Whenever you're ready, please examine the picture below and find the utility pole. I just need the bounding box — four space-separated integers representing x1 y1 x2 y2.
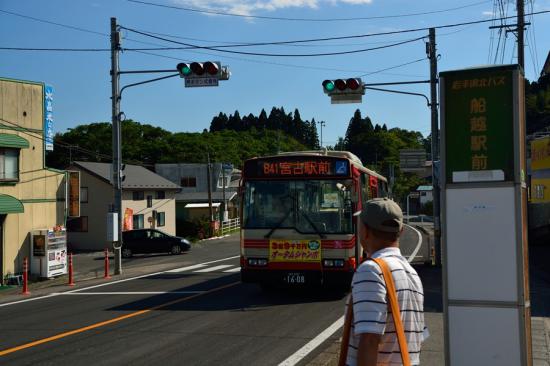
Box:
428 28 442 267
110 17 122 275
517 0 525 70
206 152 214 232
317 121 326 148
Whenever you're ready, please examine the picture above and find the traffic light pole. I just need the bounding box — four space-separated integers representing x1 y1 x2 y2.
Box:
110 17 122 275
428 28 442 267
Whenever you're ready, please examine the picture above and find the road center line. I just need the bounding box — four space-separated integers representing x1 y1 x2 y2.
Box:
0 281 240 357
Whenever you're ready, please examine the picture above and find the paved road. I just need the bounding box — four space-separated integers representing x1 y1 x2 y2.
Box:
0 227 427 366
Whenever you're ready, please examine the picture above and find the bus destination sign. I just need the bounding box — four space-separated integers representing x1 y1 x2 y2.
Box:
245 157 350 178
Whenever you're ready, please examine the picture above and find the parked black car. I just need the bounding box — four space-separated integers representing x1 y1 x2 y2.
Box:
121 229 191 258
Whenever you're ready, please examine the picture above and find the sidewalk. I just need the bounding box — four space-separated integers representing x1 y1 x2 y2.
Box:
308 223 550 365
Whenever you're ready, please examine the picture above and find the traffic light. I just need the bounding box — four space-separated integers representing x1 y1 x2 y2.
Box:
177 62 221 78
322 78 365 104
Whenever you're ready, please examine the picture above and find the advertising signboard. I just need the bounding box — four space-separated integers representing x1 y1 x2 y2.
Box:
44 84 54 151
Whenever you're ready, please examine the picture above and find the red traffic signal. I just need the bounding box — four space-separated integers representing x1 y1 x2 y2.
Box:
204 61 219 75
346 78 360 90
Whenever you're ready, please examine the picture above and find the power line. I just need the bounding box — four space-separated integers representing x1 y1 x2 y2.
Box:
122 27 426 57
132 49 425 78
127 0 492 22
0 9 107 36
122 10 550 50
0 47 111 52
356 58 425 78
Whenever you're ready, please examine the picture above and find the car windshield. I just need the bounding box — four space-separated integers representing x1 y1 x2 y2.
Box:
243 180 353 234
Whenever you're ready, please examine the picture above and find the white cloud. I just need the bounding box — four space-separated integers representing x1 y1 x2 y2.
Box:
482 10 495 17
174 0 371 16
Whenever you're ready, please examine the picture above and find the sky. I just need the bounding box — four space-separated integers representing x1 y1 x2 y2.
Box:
1 0 550 148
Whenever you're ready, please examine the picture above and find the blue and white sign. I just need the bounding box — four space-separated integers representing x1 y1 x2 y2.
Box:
335 160 348 175
44 85 54 151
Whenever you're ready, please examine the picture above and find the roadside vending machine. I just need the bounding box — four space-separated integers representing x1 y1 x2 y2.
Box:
30 228 68 278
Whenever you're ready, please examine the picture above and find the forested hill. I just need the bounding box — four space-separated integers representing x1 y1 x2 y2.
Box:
46 121 308 170
46 107 430 202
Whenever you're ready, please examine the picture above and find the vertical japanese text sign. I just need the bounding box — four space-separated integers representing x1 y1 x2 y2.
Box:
442 66 517 183
68 171 80 218
44 84 54 151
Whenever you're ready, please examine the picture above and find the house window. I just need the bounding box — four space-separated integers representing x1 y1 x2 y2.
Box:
181 177 197 187
133 214 144 229
147 195 153 208
217 174 230 188
0 148 19 181
133 191 144 200
67 217 88 232
156 211 166 227
81 187 88 203
156 190 165 199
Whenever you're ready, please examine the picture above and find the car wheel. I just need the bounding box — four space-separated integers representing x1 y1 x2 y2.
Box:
122 248 132 258
170 244 182 255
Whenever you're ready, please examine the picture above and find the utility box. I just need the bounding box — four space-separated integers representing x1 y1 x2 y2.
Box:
30 228 68 278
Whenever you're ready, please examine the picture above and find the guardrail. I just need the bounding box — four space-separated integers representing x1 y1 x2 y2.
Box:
221 217 240 236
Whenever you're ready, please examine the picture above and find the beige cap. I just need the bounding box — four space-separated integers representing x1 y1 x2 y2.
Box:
360 198 403 233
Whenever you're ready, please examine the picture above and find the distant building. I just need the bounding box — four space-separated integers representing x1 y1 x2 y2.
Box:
0 77 66 282
417 185 433 206
155 163 240 228
67 161 180 251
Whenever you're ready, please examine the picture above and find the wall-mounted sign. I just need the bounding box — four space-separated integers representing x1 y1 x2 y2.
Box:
68 171 80 217
441 66 516 183
44 84 54 151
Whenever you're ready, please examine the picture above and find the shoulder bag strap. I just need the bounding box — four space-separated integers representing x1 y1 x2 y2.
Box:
372 257 411 366
337 295 354 366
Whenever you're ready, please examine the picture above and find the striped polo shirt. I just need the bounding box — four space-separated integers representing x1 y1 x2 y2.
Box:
345 247 424 366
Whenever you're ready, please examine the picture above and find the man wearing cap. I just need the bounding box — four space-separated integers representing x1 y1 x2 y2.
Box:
346 198 425 366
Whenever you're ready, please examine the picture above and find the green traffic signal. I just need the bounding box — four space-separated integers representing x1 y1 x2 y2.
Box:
176 63 192 77
322 80 335 92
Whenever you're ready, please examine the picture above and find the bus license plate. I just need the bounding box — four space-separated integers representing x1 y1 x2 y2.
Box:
285 273 305 284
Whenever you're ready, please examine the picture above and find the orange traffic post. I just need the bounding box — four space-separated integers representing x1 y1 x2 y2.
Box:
21 257 30 295
104 248 111 279
68 253 75 286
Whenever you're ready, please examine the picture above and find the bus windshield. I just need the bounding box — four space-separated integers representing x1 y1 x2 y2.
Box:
243 180 354 234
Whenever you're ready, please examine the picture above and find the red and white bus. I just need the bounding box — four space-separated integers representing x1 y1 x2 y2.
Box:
240 150 388 287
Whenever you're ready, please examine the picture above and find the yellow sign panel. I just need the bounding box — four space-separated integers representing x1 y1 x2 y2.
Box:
531 137 550 171
531 178 550 203
269 239 321 262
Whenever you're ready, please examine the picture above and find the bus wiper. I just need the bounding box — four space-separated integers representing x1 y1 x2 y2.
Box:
264 210 293 239
300 212 326 239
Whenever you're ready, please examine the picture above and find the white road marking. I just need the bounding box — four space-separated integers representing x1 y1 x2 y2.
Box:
404 224 423 263
165 264 207 273
0 255 240 308
194 265 234 273
54 291 205 295
278 315 345 366
223 267 241 273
